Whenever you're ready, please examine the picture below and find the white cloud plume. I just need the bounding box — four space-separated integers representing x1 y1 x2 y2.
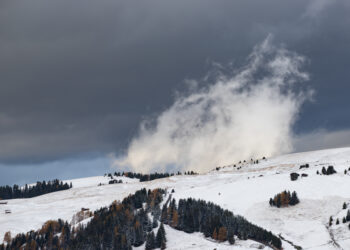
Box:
114 36 312 173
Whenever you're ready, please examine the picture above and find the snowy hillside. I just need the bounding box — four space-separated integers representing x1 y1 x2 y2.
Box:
2 147 350 249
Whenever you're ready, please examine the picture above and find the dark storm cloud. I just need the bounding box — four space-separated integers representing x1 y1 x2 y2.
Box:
0 0 349 164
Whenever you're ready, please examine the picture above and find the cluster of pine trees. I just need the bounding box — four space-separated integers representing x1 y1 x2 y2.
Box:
290 172 308 181
290 172 299 181
329 203 350 227
108 171 197 182
269 190 299 208
109 179 123 185
145 223 166 250
69 188 165 249
344 167 350 175
321 166 337 175
1 188 165 250
0 179 72 200
161 197 282 249
299 164 309 169
1 219 70 250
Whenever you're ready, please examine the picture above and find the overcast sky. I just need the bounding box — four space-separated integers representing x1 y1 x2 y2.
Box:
1 0 350 185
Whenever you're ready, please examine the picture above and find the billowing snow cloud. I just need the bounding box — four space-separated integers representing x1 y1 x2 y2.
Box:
114 36 312 173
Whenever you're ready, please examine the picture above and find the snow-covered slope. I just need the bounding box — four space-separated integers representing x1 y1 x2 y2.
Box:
2 147 350 249
134 225 268 250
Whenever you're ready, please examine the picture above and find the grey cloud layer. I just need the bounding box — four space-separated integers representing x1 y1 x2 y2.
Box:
0 0 349 164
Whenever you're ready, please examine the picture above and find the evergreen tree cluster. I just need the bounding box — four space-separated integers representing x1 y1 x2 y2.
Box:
0 179 72 200
299 164 309 169
341 208 350 225
1 219 70 250
145 223 166 250
269 190 299 208
290 172 308 181
0 188 165 250
160 198 282 249
329 208 350 227
321 166 337 175
329 216 333 226
139 173 173 182
109 179 123 185
290 172 299 181
108 171 198 183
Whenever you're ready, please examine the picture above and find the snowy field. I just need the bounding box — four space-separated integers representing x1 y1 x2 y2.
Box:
1 147 350 249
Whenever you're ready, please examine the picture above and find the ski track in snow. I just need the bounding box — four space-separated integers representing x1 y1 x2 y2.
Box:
1 147 350 249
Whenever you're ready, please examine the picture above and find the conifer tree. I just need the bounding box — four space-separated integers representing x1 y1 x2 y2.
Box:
160 239 166 250
271 237 282 249
346 210 350 221
290 191 300 206
227 229 235 245
145 232 155 250
156 223 166 249
276 195 281 208
326 166 336 175
161 205 168 224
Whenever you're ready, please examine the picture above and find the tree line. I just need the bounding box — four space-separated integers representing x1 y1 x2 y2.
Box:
0 179 72 200
108 171 198 182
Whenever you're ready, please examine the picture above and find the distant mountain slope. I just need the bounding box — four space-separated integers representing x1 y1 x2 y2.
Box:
1 147 350 249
